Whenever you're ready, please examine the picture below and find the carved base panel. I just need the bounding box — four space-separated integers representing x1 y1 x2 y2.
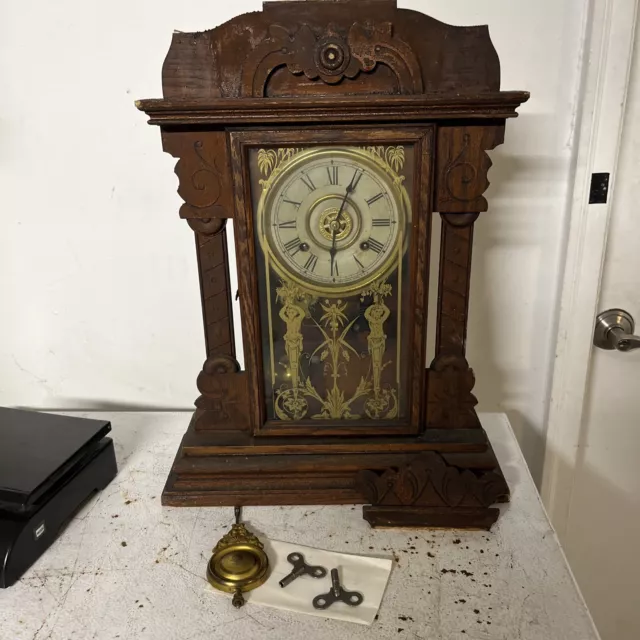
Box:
161 414 508 530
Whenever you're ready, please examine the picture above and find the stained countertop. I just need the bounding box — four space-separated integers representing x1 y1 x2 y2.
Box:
0 412 598 640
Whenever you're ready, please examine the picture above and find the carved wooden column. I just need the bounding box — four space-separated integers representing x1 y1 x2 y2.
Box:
161 130 250 432
426 125 505 429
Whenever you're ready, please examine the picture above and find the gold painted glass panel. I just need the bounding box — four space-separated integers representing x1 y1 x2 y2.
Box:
249 143 415 425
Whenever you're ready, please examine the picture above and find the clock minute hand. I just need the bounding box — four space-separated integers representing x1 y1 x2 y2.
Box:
330 171 361 276
334 171 360 224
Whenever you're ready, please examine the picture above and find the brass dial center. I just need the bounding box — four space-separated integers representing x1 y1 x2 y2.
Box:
318 206 353 241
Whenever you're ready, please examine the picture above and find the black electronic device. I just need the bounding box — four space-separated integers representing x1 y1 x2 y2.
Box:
0 408 117 588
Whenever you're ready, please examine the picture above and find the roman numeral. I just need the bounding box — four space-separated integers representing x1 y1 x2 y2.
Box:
372 218 391 226
327 165 339 186
368 238 385 253
283 237 301 254
331 260 339 277
303 253 318 272
283 198 301 208
278 220 296 229
366 192 384 206
300 173 316 192
354 255 365 271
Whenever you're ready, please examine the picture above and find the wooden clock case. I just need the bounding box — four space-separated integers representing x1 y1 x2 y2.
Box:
137 0 529 529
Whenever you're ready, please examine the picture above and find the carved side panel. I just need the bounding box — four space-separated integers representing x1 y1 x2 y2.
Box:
426 124 505 430
356 451 508 508
161 130 242 431
435 125 505 213
161 130 235 219
242 21 423 97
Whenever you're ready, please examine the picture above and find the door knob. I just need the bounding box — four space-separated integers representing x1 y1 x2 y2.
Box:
593 309 640 352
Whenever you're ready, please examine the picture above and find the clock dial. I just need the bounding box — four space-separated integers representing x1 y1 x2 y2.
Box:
258 147 409 295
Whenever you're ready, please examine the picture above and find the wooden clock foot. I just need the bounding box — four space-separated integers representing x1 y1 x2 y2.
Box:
355 450 508 530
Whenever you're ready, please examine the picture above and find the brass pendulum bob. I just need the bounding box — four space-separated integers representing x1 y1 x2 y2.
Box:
206 506 270 608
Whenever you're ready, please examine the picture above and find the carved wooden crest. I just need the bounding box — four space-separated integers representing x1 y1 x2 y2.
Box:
243 20 423 96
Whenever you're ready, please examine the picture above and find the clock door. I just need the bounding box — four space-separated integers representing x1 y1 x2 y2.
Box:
231 128 434 436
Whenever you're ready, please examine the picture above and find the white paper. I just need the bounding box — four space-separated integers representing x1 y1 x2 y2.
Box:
207 539 393 625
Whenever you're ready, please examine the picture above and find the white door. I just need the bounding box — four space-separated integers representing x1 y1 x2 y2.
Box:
558 24 640 640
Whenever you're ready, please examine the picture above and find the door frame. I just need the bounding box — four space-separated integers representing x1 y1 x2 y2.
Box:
541 0 639 536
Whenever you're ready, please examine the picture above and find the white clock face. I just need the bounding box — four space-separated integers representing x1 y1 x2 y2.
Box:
258 147 408 295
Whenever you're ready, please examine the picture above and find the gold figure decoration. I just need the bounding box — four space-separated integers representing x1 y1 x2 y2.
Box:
207 507 270 608
304 300 371 419
272 274 398 421
274 280 310 421
361 280 398 419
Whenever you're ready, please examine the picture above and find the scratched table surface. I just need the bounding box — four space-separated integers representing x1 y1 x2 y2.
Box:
0 412 598 640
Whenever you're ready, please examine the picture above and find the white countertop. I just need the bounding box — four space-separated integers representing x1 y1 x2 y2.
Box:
0 412 598 640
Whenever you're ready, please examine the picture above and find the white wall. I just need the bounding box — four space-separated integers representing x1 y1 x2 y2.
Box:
0 0 587 480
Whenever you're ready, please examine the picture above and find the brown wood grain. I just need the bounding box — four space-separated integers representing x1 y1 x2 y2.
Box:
194 226 235 360
409 127 435 430
425 212 482 429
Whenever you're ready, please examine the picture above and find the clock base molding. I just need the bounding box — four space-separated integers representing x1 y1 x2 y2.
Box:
161 414 508 530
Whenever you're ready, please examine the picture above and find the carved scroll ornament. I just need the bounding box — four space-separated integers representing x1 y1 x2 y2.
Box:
161 131 235 220
435 126 505 213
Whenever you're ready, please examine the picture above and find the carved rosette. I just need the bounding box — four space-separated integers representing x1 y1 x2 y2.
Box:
356 452 508 509
243 21 423 96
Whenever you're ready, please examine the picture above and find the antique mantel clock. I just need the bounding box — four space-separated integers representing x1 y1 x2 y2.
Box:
137 0 528 529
